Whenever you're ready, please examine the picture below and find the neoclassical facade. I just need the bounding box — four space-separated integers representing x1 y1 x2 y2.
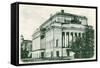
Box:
32 10 88 59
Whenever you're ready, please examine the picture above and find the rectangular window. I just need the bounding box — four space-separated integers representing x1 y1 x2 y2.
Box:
56 39 59 47
56 51 59 57
41 52 44 58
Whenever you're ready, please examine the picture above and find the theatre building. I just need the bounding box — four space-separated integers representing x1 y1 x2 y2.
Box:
32 10 89 59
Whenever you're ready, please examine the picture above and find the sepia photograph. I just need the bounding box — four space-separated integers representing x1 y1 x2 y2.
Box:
15 2 97 65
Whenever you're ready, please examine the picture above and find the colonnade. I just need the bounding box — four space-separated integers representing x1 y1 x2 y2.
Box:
62 32 84 48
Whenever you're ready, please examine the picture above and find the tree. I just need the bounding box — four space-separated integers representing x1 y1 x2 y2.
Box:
83 26 94 58
71 37 84 58
71 26 94 58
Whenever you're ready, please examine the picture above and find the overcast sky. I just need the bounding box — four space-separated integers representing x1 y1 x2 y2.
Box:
19 4 96 40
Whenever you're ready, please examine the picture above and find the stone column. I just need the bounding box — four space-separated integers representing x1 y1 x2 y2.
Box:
63 32 65 47
73 32 75 42
62 32 63 48
69 32 73 47
71 32 73 45
67 32 69 48
66 32 70 56
65 32 67 47
66 32 68 47
69 32 71 47
81 33 82 38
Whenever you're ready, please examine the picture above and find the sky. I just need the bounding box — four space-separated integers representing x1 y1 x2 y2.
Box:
19 4 96 40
